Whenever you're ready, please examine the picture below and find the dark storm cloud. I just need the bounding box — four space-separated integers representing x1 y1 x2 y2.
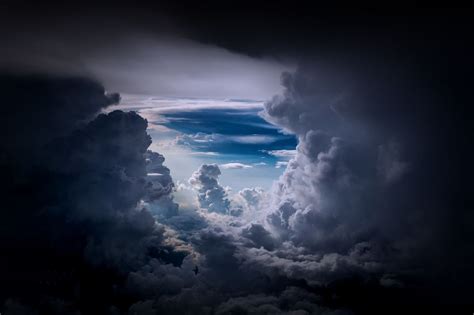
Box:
0 2 472 314
0 1 289 99
0 74 180 313
0 73 308 314
0 75 352 315
259 51 474 308
215 286 352 315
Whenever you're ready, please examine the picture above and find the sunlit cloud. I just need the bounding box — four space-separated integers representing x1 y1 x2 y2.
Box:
220 163 253 170
262 149 297 159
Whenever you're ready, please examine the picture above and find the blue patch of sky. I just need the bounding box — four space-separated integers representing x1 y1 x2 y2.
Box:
156 108 296 156
115 97 297 191
151 108 296 191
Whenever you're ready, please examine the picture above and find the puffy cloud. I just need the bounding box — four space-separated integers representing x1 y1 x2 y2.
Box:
0 74 119 161
239 187 266 208
260 61 474 305
2 53 471 313
145 151 179 218
0 74 182 313
241 224 276 251
188 164 232 214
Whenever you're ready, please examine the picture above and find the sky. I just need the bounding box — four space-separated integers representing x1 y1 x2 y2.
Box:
114 96 297 191
0 1 473 315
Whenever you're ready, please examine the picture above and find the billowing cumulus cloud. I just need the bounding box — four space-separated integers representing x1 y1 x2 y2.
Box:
215 286 352 315
188 164 232 214
145 150 179 218
1 53 471 315
258 60 474 306
1 2 472 314
0 74 182 313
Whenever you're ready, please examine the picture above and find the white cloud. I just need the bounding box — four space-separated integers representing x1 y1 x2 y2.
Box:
263 149 297 159
190 151 220 156
173 133 281 148
228 135 279 144
275 161 289 168
116 96 264 114
220 163 253 170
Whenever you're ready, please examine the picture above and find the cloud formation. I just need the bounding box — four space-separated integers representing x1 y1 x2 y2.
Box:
188 164 232 214
258 59 474 307
0 74 181 313
219 163 253 170
1 50 471 314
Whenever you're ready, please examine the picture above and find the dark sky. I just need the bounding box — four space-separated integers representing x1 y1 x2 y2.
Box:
0 1 473 315
2 1 471 58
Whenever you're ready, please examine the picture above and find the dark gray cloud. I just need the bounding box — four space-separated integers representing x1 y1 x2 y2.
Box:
259 57 474 308
0 74 182 313
215 286 352 315
0 3 472 311
0 74 343 315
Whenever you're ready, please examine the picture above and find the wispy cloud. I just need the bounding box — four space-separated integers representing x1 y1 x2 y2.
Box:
175 133 280 147
190 151 220 156
275 161 289 168
228 135 279 144
262 149 297 159
220 163 253 170
115 96 264 114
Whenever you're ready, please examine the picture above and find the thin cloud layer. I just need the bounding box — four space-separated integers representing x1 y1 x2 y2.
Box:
220 163 253 170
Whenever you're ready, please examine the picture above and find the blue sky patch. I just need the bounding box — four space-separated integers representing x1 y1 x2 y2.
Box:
118 97 297 190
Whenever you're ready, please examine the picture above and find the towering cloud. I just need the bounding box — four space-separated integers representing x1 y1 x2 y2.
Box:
259 59 474 306
0 74 180 313
188 164 232 214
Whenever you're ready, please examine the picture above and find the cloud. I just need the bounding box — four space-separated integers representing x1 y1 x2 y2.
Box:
188 164 232 214
175 133 279 147
259 60 474 305
1 8 292 100
220 162 253 170
145 151 179 218
190 151 220 156
216 286 352 315
241 224 276 251
376 140 409 184
118 96 264 113
2 48 471 313
0 74 182 313
263 149 297 159
275 161 289 168
228 135 279 144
